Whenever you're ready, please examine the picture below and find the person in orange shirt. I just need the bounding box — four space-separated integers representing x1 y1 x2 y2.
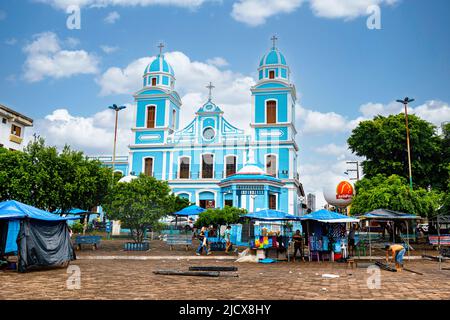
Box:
385 244 406 271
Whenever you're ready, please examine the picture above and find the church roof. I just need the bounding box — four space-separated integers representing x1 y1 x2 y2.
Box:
259 48 287 67
219 151 283 185
144 54 175 76
196 100 222 113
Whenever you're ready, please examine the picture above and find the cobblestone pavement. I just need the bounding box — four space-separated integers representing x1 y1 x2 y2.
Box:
1 259 449 300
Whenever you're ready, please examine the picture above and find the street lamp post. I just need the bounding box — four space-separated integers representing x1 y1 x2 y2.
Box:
396 97 415 191
108 104 127 177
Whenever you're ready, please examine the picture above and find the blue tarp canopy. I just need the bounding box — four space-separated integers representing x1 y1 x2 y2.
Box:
53 208 97 215
242 209 302 221
172 205 205 216
358 208 420 220
301 209 359 223
0 200 80 221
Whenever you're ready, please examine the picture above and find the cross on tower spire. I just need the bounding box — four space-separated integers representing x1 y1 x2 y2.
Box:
157 42 165 55
271 35 278 49
206 82 215 101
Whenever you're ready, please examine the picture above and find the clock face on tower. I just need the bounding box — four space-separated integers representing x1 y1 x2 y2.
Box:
202 127 215 140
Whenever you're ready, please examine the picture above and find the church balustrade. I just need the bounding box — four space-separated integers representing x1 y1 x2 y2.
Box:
173 171 224 180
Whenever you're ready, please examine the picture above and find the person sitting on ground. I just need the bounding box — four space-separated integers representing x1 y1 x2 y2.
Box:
292 230 304 262
385 243 406 271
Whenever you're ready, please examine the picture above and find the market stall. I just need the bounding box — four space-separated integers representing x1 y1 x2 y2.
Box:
356 208 422 260
171 205 204 229
240 209 302 261
0 200 79 272
301 209 359 262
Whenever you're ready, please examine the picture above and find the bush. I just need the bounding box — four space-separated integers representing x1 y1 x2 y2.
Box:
71 221 84 234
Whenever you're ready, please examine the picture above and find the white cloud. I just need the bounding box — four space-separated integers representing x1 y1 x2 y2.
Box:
5 38 18 45
297 104 350 134
104 11 120 24
97 51 255 130
100 45 119 54
23 32 99 82
314 143 352 160
65 37 80 48
296 99 450 136
231 0 304 27
97 57 150 96
358 100 450 128
35 0 208 10
309 0 398 19
29 106 134 155
231 0 398 26
206 57 229 67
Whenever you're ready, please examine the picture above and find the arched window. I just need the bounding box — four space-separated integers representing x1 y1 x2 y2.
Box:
225 155 237 177
266 101 276 124
269 70 275 79
151 77 157 86
146 106 156 128
144 158 153 177
179 157 190 179
201 154 214 179
266 154 277 177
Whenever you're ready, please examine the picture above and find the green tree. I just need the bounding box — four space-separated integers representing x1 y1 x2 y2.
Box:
0 138 112 213
350 174 442 218
195 206 247 229
347 114 445 190
103 174 179 242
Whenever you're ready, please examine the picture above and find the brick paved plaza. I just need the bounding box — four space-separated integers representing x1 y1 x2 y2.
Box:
1 253 450 300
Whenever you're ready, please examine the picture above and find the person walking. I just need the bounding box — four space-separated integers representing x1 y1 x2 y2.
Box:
292 230 304 262
224 226 232 253
348 224 357 257
196 227 211 256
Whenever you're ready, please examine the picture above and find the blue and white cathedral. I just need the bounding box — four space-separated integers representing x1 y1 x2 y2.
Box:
100 39 305 215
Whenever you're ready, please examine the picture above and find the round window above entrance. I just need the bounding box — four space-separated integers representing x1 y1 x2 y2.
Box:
203 127 215 140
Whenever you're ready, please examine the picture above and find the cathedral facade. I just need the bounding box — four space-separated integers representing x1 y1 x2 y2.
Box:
100 40 305 215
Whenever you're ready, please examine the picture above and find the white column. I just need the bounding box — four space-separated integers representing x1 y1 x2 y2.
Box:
168 151 173 180
162 151 167 180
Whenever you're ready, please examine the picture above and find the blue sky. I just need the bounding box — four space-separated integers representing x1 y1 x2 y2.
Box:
1 0 449 206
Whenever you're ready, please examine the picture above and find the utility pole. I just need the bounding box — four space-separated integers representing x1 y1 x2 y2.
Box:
108 104 127 178
345 161 360 181
396 97 415 191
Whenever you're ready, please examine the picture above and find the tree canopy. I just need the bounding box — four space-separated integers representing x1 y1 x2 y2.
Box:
103 174 185 242
195 206 247 228
347 114 447 190
0 138 111 213
350 174 442 218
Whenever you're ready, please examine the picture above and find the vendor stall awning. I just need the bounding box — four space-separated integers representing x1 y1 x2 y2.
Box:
53 208 97 215
242 209 302 221
358 208 421 220
301 209 359 223
172 205 205 216
0 200 80 221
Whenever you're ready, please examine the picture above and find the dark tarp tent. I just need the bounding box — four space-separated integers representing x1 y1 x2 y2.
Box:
0 200 79 272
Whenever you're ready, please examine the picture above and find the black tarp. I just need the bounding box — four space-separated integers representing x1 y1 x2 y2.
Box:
0 220 7 256
17 219 76 272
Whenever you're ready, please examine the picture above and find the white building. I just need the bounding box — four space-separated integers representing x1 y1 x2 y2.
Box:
0 104 33 151
307 193 316 212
